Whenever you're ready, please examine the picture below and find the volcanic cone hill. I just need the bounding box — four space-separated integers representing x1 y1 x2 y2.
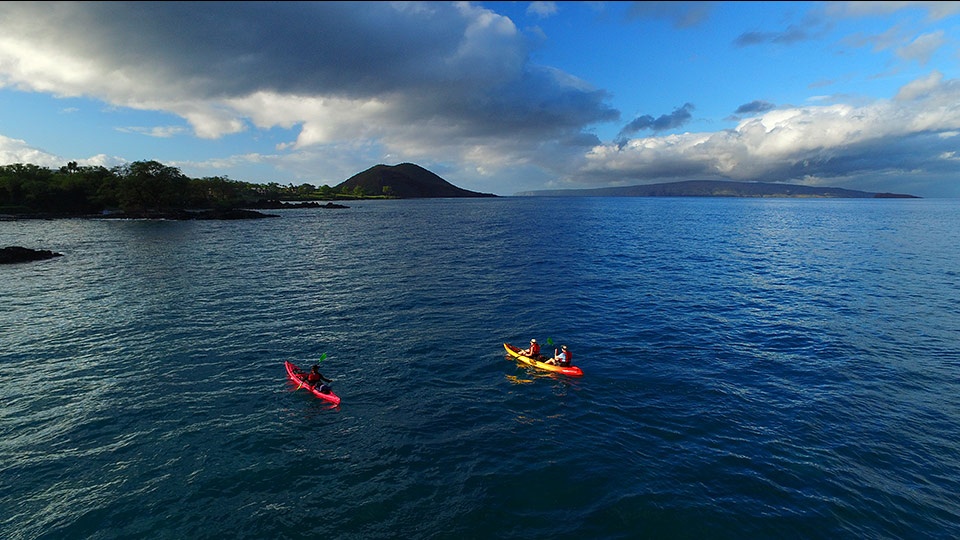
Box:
335 163 496 198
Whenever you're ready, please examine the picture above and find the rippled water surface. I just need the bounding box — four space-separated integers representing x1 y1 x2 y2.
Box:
3 197 959 539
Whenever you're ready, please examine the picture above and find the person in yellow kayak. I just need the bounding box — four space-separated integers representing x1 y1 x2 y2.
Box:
520 338 541 359
546 344 571 366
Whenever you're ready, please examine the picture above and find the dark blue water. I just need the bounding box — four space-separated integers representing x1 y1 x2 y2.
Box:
3 197 959 539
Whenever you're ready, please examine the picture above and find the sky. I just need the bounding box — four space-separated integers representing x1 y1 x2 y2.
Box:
2 1 960 197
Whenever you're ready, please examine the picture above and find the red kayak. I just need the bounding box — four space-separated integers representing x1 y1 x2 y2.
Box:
285 360 341 406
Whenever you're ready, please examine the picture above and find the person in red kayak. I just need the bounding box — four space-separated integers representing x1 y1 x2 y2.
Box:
546 344 571 366
307 364 333 394
520 338 541 359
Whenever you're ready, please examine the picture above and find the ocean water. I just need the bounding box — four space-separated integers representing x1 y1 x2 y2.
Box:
2 197 959 539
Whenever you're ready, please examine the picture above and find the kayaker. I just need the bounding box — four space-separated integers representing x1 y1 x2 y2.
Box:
546 345 571 366
521 339 541 359
307 364 333 394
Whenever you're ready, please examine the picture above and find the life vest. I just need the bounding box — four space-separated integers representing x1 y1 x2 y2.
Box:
307 371 322 383
559 350 571 365
530 343 541 356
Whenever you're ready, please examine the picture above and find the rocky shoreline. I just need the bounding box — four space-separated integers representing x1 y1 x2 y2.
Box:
0 201 351 221
244 200 350 210
1 246 64 264
1 201 353 263
1 208 279 221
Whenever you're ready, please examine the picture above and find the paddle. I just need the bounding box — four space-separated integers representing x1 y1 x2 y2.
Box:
528 338 551 360
295 353 328 391
536 337 553 361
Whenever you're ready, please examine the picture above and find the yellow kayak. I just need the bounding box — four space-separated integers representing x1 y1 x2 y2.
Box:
503 343 584 377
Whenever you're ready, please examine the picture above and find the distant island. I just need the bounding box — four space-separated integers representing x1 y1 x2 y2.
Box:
516 180 919 199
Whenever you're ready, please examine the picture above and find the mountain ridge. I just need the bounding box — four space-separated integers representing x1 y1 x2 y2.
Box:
515 180 919 198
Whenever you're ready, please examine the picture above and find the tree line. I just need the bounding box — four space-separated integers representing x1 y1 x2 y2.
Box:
0 160 371 216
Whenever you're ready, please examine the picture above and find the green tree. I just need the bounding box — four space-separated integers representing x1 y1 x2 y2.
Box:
114 160 190 212
191 176 252 208
2 164 55 209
